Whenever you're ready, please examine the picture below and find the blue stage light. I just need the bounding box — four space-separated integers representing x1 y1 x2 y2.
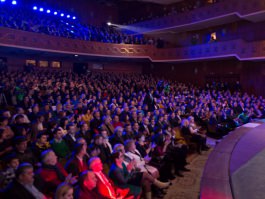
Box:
60 13 64 17
67 15 70 18
0 0 6 3
39 8 44 12
72 16 76 20
33 6 37 10
11 0 17 5
47 9 51 13
54 11 58 15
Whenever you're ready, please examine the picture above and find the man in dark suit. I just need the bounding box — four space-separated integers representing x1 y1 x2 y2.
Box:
4 163 45 199
76 122 92 144
63 123 77 151
143 89 155 112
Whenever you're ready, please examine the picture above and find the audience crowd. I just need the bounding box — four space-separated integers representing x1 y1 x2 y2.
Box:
0 5 151 45
0 69 264 199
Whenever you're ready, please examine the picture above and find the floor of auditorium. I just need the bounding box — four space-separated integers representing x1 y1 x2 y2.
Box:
163 138 216 199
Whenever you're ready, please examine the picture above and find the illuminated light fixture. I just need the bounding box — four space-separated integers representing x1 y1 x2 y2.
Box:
0 0 6 2
47 9 51 13
11 0 17 5
67 15 70 18
33 6 37 10
54 11 58 15
72 16 76 20
107 22 112 26
74 54 78 57
71 25 74 28
39 8 44 12
60 13 64 17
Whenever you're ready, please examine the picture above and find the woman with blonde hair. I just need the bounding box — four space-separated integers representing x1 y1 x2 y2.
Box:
55 182 74 199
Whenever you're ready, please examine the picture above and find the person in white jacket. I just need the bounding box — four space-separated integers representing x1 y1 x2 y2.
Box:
124 139 158 179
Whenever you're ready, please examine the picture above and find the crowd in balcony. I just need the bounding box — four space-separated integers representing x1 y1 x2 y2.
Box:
0 69 264 198
0 5 155 45
124 0 224 25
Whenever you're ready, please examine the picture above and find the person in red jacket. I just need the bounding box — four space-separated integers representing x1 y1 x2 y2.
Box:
35 150 77 198
88 157 133 199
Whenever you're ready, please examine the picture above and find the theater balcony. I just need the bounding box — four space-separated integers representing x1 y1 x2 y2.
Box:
0 27 265 62
128 0 265 34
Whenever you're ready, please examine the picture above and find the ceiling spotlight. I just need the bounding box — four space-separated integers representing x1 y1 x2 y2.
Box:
72 16 76 20
54 11 58 15
47 9 51 13
11 0 17 5
74 54 78 57
107 22 112 26
67 15 70 18
0 0 6 2
39 8 44 12
60 13 64 17
33 6 37 10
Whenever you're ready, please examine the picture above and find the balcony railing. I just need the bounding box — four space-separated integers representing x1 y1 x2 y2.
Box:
0 27 265 62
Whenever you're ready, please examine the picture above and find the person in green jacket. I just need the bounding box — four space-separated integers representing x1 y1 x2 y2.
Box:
50 127 70 160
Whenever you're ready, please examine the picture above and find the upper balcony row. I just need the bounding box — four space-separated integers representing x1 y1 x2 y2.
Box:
0 0 264 48
130 0 265 34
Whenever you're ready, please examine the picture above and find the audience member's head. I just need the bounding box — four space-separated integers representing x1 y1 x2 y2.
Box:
55 182 74 199
79 170 97 191
5 153 19 169
14 136 28 152
41 149 58 166
113 143 125 154
125 139 136 152
16 163 34 185
88 157 103 172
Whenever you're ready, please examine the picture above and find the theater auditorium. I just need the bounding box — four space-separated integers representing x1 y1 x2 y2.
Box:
0 0 264 198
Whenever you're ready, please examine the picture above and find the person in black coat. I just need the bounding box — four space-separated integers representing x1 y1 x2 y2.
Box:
143 89 155 112
109 126 125 147
63 123 77 151
4 163 45 199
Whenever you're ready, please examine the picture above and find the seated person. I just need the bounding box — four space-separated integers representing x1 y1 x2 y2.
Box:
50 127 70 161
4 163 46 199
125 140 158 178
0 154 19 189
238 110 251 125
113 144 170 199
65 143 89 177
181 119 208 154
109 151 142 198
55 182 74 199
0 128 13 160
109 126 125 147
12 136 38 166
32 131 51 161
135 133 153 158
35 150 76 198
75 170 105 199
88 157 132 199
